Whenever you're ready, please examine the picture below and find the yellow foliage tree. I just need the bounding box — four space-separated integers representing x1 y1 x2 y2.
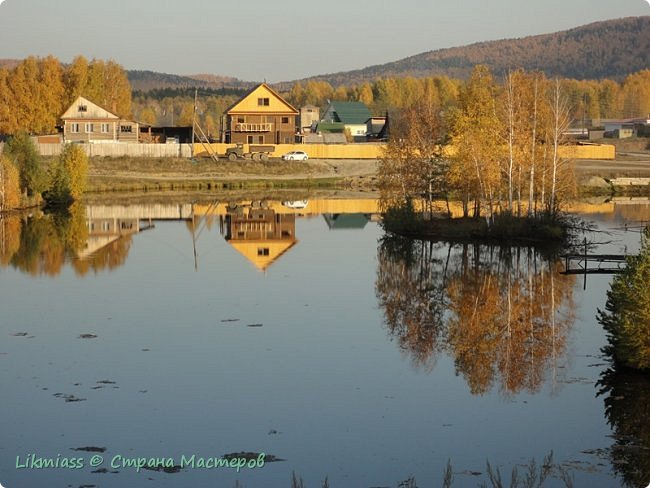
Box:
449 65 503 219
47 143 88 204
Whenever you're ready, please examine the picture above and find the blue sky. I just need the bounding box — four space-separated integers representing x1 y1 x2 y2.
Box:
0 0 648 82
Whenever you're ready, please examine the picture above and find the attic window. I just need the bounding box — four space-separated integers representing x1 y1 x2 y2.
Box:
78 104 87 112
257 98 270 106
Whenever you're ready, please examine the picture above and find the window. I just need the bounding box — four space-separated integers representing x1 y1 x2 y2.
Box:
120 125 132 133
102 221 111 232
247 135 254 143
257 248 270 256
237 117 245 123
101 123 110 133
281 117 289 124
85 123 93 133
78 104 87 112
258 135 264 143
257 98 269 106
70 123 80 133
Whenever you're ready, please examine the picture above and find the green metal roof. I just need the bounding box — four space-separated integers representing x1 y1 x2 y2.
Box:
327 101 372 125
316 122 345 133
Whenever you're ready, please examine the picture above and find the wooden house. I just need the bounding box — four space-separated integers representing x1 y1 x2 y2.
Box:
61 96 139 143
225 83 298 144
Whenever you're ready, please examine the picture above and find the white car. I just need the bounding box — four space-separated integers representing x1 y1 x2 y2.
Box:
282 151 308 161
282 200 308 209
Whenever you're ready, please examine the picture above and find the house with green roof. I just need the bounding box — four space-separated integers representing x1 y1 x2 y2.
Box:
319 101 372 142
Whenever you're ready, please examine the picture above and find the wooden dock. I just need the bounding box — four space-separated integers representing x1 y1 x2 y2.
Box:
561 253 627 275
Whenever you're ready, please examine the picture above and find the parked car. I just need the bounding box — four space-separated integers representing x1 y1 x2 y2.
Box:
282 150 308 161
282 200 308 209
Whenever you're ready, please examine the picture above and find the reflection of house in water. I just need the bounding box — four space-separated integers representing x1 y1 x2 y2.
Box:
221 207 297 271
323 213 370 230
79 216 150 260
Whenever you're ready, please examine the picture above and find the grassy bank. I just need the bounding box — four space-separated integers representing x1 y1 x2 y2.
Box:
76 156 371 193
87 176 344 193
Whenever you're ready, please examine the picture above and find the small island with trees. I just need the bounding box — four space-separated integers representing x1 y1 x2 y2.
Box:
378 65 585 246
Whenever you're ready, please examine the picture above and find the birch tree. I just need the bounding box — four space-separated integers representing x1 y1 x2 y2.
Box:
450 65 503 221
547 79 572 216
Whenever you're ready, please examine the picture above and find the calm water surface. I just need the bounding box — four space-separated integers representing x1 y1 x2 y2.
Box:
0 197 648 487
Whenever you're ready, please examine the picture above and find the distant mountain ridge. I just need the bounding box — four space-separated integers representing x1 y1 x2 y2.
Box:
127 70 254 92
2 17 648 93
301 16 650 86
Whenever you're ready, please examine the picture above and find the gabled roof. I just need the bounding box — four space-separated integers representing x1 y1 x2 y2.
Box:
61 96 119 120
325 101 372 125
229 240 297 271
226 83 298 115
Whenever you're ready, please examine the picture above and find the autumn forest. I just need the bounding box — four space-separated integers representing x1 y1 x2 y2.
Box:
0 55 649 140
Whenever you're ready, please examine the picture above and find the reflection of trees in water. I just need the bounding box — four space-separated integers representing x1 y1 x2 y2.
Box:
0 214 22 266
0 203 95 276
597 367 650 488
376 237 576 395
375 238 449 371
614 204 650 223
10 213 65 276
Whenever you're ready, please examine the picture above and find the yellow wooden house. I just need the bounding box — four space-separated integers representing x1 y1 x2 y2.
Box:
225 83 298 144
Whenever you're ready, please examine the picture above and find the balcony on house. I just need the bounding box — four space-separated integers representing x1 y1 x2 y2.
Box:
234 123 273 132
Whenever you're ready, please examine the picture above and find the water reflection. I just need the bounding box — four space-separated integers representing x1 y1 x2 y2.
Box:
0 204 151 276
323 213 371 230
220 205 297 271
597 367 650 487
376 236 576 395
1 198 382 276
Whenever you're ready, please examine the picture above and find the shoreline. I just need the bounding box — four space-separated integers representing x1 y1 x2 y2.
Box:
85 157 379 193
82 154 650 196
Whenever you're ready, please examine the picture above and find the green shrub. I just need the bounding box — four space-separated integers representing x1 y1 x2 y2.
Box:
3 132 47 196
45 143 88 206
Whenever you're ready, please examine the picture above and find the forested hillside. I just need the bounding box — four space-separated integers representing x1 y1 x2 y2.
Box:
304 17 650 86
127 70 251 92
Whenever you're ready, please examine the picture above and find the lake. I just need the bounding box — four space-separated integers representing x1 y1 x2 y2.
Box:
0 195 648 488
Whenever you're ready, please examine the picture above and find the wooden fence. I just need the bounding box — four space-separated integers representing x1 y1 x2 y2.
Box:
15 141 616 160
34 143 193 158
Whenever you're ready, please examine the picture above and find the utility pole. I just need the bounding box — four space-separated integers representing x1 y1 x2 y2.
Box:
191 89 197 159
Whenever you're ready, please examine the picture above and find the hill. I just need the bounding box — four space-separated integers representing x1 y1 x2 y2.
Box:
0 59 22 70
127 70 253 92
301 16 650 86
